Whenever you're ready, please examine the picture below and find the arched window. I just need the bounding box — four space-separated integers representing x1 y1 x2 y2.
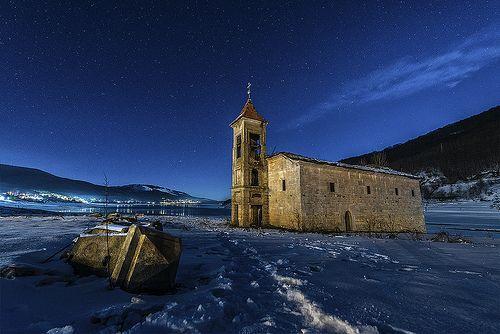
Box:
236 135 241 158
249 133 261 160
251 169 259 186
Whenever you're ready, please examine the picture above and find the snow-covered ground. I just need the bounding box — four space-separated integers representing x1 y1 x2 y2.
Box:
1 203 499 334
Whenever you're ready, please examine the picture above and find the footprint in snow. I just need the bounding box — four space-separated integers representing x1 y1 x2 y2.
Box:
308 265 323 272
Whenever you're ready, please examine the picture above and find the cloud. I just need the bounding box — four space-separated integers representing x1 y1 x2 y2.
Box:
287 25 500 129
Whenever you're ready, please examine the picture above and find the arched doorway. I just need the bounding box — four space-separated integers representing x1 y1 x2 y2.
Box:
251 205 263 227
345 211 353 232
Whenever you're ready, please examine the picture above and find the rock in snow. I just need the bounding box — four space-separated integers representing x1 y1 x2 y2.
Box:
69 224 182 293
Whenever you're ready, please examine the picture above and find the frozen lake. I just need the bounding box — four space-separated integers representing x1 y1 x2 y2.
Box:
0 201 231 218
424 201 500 238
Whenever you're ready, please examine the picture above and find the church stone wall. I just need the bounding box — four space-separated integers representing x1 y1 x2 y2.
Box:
297 161 425 233
267 156 303 230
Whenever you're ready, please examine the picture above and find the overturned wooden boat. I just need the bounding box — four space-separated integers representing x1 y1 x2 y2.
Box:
68 223 181 293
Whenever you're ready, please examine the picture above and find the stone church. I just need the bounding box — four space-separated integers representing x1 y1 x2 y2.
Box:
230 90 425 233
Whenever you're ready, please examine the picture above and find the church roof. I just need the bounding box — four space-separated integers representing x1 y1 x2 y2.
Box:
267 152 419 179
230 99 266 126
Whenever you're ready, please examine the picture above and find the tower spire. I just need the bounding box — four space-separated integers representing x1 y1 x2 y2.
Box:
247 82 251 100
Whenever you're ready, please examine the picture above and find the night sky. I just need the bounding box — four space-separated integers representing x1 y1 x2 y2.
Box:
1 1 499 200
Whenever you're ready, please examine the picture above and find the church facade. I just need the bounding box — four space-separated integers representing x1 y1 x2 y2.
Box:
230 95 425 233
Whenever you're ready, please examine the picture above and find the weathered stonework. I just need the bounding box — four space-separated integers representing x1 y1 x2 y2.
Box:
267 154 425 233
230 99 269 227
230 97 425 233
267 156 302 230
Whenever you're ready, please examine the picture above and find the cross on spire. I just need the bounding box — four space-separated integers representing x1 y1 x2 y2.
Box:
247 82 251 100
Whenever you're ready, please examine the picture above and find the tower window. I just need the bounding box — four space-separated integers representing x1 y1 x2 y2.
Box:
395 188 399 196
411 189 415 197
236 135 241 158
366 185 371 194
282 179 286 191
249 133 261 160
329 182 335 192
251 169 259 186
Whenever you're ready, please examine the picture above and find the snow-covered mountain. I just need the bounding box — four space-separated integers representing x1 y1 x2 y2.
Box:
419 169 500 204
0 164 214 204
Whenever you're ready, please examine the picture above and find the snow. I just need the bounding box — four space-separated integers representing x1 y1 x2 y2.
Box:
46 326 74 334
155 187 184 196
431 178 500 200
136 185 155 191
271 152 419 179
93 224 129 232
420 169 500 201
1 203 500 333
128 184 184 196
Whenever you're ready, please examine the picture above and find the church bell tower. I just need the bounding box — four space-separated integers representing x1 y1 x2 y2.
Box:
229 83 269 227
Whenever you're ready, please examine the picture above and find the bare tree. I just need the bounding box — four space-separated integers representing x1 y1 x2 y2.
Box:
370 152 388 167
103 173 113 289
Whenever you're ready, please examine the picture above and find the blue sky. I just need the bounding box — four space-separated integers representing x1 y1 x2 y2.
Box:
288 24 499 129
0 1 499 200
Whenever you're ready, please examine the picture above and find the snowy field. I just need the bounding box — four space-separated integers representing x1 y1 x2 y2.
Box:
1 202 499 334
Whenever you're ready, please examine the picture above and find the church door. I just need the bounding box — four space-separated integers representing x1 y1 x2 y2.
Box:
233 204 239 225
251 205 262 226
345 211 353 232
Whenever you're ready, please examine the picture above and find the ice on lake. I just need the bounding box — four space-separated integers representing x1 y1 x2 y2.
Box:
425 201 500 238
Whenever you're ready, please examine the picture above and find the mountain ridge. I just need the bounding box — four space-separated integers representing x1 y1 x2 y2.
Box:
0 163 213 204
341 105 500 182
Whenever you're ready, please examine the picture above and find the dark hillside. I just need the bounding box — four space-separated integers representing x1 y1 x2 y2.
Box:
342 106 500 181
